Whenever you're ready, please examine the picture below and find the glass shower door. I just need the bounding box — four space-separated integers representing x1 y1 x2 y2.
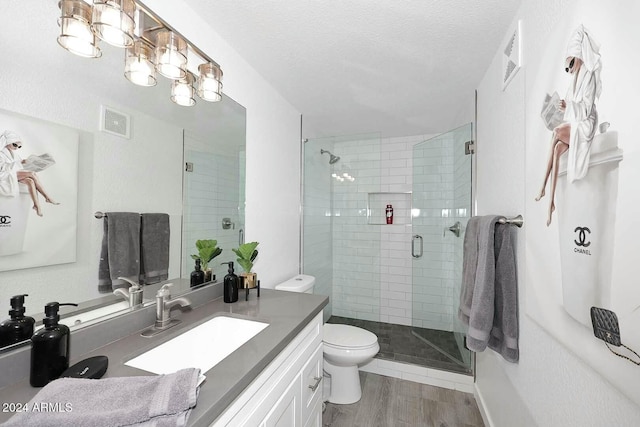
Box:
411 123 473 374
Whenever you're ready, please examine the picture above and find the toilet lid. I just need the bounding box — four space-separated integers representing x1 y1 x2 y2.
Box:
323 324 377 348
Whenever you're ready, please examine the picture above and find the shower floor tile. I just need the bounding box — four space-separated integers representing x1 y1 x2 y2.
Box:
327 316 472 375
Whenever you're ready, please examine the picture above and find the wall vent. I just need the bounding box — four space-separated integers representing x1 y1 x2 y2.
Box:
100 105 131 139
502 20 522 91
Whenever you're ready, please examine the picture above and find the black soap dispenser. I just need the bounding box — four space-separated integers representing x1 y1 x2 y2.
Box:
190 258 205 287
222 262 239 303
0 294 36 347
30 302 78 387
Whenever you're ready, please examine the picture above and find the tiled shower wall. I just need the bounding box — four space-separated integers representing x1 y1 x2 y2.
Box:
331 137 383 321
331 134 458 330
305 132 467 332
377 137 417 325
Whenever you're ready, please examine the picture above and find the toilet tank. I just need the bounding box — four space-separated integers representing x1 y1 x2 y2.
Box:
274 275 315 293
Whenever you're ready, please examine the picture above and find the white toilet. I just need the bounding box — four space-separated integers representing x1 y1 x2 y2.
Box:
275 275 380 405
322 323 379 404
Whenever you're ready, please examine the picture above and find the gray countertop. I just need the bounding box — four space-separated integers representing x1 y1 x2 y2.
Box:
0 289 328 426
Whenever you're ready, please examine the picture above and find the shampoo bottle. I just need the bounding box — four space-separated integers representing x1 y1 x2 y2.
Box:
190 258 205 287
30 302 78 387
222 262 239 303
386 204 394 224
0 294 35 348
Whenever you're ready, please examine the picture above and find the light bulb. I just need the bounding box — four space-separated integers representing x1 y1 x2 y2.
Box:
171 74 196 107
155 30 187 80
57 0 101 58
124 41 156 87
91 0 135 48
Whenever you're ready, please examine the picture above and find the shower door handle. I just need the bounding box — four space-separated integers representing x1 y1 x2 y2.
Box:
239 228 244 245
412 235 423 259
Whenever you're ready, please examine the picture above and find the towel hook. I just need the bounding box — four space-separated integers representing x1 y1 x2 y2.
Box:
445 221 461 237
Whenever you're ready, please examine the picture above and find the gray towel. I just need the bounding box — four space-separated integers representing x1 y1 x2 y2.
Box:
140 213 170 285
3 368 200 427
458 215 501 352
488 223 519 362
458 216 480 325
98 212 141 293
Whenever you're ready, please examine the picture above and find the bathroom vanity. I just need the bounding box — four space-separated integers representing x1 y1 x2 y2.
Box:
0 285 328 426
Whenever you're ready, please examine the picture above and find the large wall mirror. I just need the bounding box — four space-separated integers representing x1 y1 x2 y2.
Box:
0 0 246 349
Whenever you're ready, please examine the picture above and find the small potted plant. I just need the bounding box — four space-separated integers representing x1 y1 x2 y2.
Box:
232 241 259 289
191 239 223 282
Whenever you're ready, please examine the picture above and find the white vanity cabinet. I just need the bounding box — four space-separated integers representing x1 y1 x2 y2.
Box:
211 312 324 427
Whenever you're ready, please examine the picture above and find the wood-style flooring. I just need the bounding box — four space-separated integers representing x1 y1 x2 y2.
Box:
322 372 484 427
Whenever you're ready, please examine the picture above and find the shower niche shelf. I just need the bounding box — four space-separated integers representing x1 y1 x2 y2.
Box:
367 192 412 225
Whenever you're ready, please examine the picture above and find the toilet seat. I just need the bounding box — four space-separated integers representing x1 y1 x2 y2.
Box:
323 324 377 349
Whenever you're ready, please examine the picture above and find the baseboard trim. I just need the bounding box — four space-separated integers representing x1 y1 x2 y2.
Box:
359 358 474 393
474 383 494 427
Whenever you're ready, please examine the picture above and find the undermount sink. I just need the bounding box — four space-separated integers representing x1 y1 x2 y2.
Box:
125 315 269 376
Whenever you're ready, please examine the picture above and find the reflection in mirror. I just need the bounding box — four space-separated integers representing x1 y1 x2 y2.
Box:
182 132 246 281
0 0 246 350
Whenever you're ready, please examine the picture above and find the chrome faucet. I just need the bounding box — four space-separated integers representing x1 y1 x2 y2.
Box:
113 277 144 307
154 283 191 330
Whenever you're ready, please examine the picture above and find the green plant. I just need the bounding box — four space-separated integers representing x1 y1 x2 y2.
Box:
190 239 222 271
232 241 259 273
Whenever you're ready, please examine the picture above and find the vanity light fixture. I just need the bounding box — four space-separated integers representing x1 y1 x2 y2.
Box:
91 0 136 48
171 73 196 107
155 30 188 80
55 0 224 107
197 62 223 102
124 40 156 86
57 0 102 58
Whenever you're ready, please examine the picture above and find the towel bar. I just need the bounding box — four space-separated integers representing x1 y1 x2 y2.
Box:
497 215 524 228
95 211 144 219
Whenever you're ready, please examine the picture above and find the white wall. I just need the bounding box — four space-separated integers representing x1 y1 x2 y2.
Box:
474 0 640 425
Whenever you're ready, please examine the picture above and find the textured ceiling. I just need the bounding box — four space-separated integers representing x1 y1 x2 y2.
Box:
182 0 521 138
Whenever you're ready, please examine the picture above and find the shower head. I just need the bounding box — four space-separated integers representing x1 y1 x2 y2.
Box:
320 149 340 164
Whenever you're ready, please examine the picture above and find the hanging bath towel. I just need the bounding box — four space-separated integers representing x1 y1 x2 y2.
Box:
458 215 519 362
98 212 141 293
487 223 519 362
458 216 480 325
460 215 502 352
140 213 170 285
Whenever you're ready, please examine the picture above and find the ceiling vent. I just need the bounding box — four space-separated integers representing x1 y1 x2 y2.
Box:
502 20 522 90
99 105 131 139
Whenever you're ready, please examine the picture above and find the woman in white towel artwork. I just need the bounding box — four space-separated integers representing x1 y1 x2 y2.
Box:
0 130 59 217
535 24 602 226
